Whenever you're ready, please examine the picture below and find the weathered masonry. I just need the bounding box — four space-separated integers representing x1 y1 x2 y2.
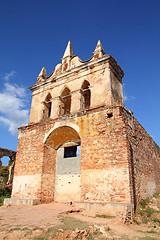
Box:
7 41 160 217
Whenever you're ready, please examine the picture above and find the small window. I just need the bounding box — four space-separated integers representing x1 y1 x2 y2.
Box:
64 146 80 158
47 101 52 117
107 113 113 118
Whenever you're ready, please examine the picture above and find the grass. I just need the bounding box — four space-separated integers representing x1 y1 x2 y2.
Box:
138 237 159 240
96 214 115 219
59 216 89 230
0 218 105 240
153 218 160 225
147 230 157 233
153 192 160 198
133 193 160 240
139 198 151 208
33 216 105 240
135 193 160 226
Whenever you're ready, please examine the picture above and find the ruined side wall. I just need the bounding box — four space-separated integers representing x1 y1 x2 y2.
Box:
123 109 160 204
0 148 16 159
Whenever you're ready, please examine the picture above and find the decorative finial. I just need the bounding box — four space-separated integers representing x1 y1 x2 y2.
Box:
62 41 74 59
38 67 47 79
93 40 105 55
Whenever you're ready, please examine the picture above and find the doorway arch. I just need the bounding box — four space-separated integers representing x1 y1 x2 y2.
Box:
45 126 80 149
44 126 81 202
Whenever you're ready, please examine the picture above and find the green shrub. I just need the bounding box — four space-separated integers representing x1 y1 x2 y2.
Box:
8 159 13 166
0 166 9 184
146 207 155 217
139 198 150 208
153 192 160 198
0 187 11 206
153 218 160 225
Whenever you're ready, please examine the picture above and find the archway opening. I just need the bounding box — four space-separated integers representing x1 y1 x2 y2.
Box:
44 126 81 202
43 93 52 118
0 156 14 184
45 126 80 150
81 80 91 109
60 87 71 115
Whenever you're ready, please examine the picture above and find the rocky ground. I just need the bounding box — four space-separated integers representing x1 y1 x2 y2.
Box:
0 194 160 240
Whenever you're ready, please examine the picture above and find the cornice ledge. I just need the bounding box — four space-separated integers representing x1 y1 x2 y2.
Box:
29 55 111 92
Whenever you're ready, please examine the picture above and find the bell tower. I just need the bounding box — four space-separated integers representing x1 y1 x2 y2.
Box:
29 40 124 123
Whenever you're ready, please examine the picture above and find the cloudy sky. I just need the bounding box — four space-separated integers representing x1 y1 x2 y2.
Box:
0 0 160 162
0 72 29 135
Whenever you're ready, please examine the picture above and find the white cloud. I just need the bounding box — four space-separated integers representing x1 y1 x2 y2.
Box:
124 95 128 101
4 82 26 98
124 94 135 102
0 78 29 135
123 84 135 102
3 71 16 81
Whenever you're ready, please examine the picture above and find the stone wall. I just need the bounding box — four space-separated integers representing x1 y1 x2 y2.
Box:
122 108 160 206
0 148 16 161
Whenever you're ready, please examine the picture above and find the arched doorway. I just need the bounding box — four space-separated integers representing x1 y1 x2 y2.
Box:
59 87 71 116
43 93 52 119
81 80 91 109
45 126 81 202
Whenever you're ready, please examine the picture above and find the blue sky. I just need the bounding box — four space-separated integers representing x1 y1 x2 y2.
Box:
0 0 160 164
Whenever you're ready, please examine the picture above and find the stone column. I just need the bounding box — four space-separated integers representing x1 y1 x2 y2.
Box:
7 161 15 185
71 90 81 114
51 97 60 119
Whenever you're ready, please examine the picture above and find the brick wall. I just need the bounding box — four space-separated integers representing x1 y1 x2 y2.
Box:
12 106 132 204
122 108 160 205
12 105 160 206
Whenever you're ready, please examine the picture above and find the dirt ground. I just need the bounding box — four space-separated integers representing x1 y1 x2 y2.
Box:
0 202 160 240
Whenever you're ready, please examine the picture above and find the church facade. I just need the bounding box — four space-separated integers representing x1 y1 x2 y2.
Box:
8 41 160 217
